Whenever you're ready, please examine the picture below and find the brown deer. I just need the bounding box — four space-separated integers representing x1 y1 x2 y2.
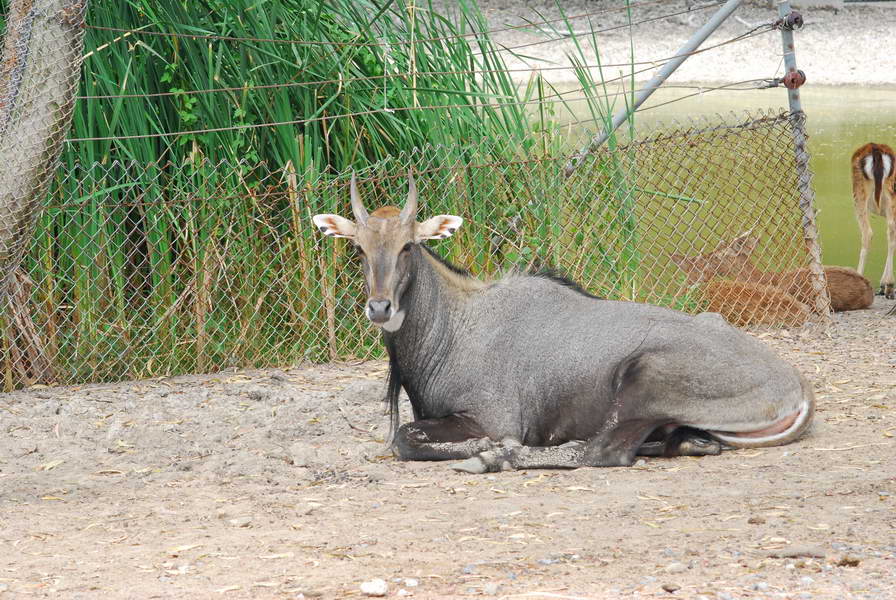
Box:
851 142 896 299
670 234 873 321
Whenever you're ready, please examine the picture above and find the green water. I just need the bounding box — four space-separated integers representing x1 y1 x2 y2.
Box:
560 85 896 286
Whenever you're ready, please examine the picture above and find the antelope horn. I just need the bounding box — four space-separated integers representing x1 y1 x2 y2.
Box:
399 169 418 224
350 172 368 225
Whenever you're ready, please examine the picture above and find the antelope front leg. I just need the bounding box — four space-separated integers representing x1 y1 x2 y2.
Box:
392 415 497 461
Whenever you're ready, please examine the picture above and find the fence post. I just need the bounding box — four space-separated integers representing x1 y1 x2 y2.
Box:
0 0 89 386
776 0 831 319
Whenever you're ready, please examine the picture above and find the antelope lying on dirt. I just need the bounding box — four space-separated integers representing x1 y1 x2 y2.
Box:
312 174 815 473
670 234 873 317
852 142 896 299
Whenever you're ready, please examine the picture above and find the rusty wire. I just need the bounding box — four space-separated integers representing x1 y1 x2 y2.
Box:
84 0 719 50
67 27 777 144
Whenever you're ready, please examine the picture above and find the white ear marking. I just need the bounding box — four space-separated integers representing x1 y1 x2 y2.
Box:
312 214 356 239
416 215 463 242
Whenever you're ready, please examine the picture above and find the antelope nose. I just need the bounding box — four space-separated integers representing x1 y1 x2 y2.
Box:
367 299 392 323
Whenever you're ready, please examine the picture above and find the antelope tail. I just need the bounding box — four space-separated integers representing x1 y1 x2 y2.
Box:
863 145 893 209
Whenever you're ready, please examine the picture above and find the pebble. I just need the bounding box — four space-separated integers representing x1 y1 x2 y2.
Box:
227 516 252 527
462 565 476 575
718 593 734 600
360 579 388 597
404 578 418 587
751 582 769 592
483 582 500 595
800 576 815 585
837 554 861 567
661 583 680 593
765 544 826 559
664 562 687 574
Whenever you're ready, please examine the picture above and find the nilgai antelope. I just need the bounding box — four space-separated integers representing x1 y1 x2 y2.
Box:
312 174 815 473
669 234 873 315
851 143 896 299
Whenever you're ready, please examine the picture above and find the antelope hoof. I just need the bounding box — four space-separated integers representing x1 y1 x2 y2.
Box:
678 436 722 456
451 456 489 474
885 284 895 300
451 449 511 474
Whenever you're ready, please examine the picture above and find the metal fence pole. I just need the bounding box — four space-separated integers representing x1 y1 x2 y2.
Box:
564 0 744 177
777 0 831 318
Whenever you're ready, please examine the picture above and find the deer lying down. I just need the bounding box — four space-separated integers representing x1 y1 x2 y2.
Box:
670 234 873 315
313 174 815 473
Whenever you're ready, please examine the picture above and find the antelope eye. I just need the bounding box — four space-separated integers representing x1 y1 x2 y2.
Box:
351 243 365 256
401 242 413 253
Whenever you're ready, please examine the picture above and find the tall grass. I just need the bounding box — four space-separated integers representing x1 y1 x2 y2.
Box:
3 0 642 387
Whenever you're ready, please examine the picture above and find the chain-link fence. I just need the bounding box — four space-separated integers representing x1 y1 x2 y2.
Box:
0 0 88 390
1 109 829 389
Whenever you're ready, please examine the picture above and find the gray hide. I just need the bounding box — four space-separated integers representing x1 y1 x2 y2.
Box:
386 248 813 473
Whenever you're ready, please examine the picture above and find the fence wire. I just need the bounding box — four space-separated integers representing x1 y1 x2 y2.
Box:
1 109 829 390
0 0 87 391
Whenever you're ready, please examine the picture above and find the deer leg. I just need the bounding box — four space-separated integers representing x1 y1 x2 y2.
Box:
883 214 896 300
855 198 872 277
392 415 497 461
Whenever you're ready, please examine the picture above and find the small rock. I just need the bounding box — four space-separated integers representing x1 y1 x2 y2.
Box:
247 389 268 401
462 565 476 575
634 459 646 467
404 578 418 587
800 576 815 585
483 582 500 596
765 544 826 559
397 590 412 597
751 582 769 592
0 583 9 592
360 579 388 597
661 583 680 593
837 554 861 567
718 593 734 600
537 558 559 565
227 516 252 527
747 516 766 525
664 562 687 574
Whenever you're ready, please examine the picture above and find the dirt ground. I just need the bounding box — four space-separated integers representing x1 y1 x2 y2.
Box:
1 298 894 600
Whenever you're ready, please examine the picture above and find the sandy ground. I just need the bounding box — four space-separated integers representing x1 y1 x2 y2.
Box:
463 1 896 86
1 296 894 599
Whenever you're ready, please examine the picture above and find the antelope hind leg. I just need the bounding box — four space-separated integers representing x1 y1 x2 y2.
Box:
637 426 722 457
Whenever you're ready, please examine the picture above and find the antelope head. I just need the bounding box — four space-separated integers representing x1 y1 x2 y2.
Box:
312 172 463 331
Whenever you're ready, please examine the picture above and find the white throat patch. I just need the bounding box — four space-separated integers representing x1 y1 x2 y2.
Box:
379 310 406 332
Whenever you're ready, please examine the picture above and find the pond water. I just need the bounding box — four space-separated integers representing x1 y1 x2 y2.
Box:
558 85 896 287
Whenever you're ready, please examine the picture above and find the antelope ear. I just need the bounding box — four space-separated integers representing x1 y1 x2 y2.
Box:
312 214 356 239
415 215 463 241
